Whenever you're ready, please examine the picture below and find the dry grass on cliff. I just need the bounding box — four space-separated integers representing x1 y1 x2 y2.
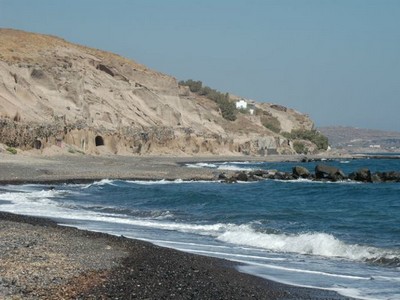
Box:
0 28 145 70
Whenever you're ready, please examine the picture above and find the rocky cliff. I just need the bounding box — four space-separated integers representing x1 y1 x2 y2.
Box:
0 29 317 156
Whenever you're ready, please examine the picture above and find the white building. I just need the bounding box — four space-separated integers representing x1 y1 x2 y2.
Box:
248 104 255 115
236 99 247 110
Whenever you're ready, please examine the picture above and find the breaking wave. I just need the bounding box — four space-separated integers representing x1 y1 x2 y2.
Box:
185 162 255 171
215 225 400 265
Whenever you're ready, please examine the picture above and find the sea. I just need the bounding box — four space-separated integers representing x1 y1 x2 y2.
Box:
0 158 399 300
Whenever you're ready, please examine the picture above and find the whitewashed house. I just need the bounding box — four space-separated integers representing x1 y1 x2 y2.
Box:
236 99 256 115
236 99 247 110
248 104 255 115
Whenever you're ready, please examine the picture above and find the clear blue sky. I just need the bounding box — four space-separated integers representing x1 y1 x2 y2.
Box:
1 0 399 131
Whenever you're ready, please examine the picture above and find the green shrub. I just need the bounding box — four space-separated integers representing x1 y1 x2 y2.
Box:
218 97 237 121
283 129 329 150
6 147 17 154
178 79 202 93
179 79 237 121
293 141 307 154
260 115 281 133
254 108 281 133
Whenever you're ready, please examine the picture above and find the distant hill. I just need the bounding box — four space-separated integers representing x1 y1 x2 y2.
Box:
319 126 400 152
0 28 320 156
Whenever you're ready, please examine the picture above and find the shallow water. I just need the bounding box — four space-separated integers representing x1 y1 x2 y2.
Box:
0 158 399 299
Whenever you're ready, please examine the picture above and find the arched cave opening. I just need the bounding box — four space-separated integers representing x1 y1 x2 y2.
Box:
33 140 42 150
95 136 105 146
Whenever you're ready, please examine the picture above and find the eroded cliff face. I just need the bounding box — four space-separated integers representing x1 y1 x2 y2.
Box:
0 29 315 156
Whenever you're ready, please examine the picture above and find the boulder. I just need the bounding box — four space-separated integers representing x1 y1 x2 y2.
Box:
218 173 228 180
349 168 372 182
292 166 310 179
315 164 346 181
274 172 294 180
380 171 400 182
301 157 310 163
263 170 277 178
225 177 237 184
236 172 249 182
250 169 268 177
371 173 382 183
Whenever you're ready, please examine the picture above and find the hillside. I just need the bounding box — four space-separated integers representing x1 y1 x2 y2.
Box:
0 29 320 156
319 126 400 152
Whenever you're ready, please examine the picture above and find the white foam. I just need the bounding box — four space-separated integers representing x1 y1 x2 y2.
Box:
60 215 397 264
185 162 256 171
127 179 176 185
239 265 388 300
0 188 80 218
82 179 116 189
126 179 216 185
0 189 61 203
185 162 218 169
2 188 395 265
217 165 254 171
221 161 262 165
235 259 370 280
216 226 399 262
1 188 396 265
278 178 360 185
174 248 286 262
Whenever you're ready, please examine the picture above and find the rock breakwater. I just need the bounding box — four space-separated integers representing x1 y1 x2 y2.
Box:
220 164 400 183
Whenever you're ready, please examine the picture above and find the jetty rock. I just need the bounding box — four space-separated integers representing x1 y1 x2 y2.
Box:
0 29 320 156
315 164 346 181
292 166 311 179
349 168 372 182
219 161 400 184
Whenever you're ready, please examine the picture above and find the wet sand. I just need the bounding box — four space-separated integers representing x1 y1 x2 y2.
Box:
0 153 355 299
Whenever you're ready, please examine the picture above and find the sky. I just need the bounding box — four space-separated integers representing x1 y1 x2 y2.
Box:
1 0 399 131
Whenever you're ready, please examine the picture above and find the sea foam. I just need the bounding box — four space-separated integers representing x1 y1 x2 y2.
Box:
216 226 399 262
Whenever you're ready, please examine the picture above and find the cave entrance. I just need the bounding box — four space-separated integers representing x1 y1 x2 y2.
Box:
33 140 42 150
95 136 104 146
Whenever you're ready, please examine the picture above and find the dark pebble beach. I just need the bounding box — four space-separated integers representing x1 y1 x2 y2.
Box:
0 154 356 299
0 211 354 299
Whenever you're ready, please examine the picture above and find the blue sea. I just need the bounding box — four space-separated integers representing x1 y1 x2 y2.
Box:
0 158 399 300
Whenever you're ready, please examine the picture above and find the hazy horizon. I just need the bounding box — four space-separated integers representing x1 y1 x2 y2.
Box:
1 0 399 131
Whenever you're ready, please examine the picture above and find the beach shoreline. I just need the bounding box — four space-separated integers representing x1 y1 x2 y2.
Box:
0 152 353 185
0 153 358 299
0 211 353 299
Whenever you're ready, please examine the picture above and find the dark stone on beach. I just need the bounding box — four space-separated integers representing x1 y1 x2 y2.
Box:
225 176 237 183
218 173 227 180
264 170 278 179
380 171 400 182
248 170 267 181
315 164 346 181
349 168 372 182
371 173 383 183
349 170 400 183
236 172 249 182
292 166 310 179
250 169 267 177
274 172 294 180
